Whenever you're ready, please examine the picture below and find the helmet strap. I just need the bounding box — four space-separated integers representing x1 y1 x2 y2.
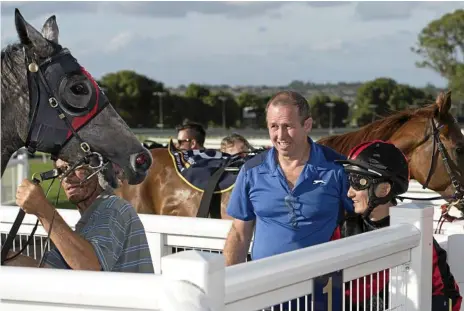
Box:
361 181 395 229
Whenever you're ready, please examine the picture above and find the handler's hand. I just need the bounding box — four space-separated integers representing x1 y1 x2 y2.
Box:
16 178 50 217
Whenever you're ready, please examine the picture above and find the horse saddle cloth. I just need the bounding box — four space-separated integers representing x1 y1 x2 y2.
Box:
167 139 238 193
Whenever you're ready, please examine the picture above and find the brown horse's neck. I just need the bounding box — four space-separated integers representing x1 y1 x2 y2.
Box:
317 113 414 155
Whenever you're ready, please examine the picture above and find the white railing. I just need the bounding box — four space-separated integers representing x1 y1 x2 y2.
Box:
0 150 29 205
0 203 436 310
0 250 224 311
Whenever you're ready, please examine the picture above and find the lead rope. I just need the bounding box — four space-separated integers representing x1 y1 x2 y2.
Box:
2 177 56 263
37 180 61 268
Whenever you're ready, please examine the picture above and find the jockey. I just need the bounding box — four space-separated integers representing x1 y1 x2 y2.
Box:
336 140 462 311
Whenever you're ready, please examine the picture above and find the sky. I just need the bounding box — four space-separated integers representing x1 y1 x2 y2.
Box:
1 1 463 88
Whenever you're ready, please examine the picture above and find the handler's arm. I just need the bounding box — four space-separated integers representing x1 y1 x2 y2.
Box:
38 203 101 271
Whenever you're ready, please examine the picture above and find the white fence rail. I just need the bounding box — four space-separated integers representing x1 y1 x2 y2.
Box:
0 203 438 310
0 250 224 311
0 151 28 205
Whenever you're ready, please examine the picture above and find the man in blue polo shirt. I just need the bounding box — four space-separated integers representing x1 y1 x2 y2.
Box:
223 90 353 265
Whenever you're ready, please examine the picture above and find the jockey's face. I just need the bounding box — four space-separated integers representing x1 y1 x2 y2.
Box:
55 159 99 204
266 104 312 158
347 173 392 215
347 186 370 215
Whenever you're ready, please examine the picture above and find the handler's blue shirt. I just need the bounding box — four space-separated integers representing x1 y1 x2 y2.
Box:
227 137 354 260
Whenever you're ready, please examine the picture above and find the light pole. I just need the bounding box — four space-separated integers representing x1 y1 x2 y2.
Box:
325 102 335 135
368 104 377 124
218 95 227 129
153 91 165 129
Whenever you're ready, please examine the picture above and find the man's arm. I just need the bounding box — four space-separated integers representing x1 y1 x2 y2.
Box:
38 204 101 271
223 166 256 266
15 179 101 270
223 219 255 266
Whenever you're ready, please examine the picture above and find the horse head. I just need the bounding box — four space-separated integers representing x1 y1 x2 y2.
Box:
1 9 152 186
318 91 464 210
389 91 464 203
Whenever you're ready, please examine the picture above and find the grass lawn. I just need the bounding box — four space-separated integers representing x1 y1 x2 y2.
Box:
29 159 75 210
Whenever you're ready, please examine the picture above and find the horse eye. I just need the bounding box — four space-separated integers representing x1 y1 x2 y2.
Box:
456 147 464 155
70 83 89 95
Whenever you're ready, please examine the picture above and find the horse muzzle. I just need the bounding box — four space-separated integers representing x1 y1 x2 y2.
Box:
127 149 153 184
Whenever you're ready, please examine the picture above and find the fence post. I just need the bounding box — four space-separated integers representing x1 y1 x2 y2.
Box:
161 250 225 311
146 232 169 274
16 151 29 185
390 202 433 311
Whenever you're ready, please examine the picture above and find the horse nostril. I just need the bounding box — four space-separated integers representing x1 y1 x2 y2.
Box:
130 150 152 173
136 154 147 166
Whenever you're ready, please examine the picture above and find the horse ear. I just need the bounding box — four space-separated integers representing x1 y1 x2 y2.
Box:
15 8 53 55
436 90 452 119
41 15 59 44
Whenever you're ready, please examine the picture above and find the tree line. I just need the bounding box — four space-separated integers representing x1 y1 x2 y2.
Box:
97 9 463 129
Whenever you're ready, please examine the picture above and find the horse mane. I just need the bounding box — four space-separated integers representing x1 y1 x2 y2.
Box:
318 103 438 154
2 40 63 105
1 42 28 104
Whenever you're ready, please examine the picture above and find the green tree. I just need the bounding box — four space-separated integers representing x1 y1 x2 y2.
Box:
353 78 435 126
411 9 464 102
99 70 164 128
185 83 210 99
236 92 270 128
449 63 464 99
352 78 398 126
204 91 240 128
309 95 349 128
411 9 464 79
388 84 433 111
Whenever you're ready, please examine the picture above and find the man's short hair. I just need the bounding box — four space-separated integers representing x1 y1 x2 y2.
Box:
265 90 311 123
220 133 253 152
176 122 206 146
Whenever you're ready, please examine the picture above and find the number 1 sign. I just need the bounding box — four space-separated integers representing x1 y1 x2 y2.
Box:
313 270 343 311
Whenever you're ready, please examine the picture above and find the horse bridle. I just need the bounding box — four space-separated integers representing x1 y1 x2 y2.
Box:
397 117 464 202
1 46 109 266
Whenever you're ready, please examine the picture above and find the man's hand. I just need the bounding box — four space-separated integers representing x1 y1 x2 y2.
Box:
16 178 52 217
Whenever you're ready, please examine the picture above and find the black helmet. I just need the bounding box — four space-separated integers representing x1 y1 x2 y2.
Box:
336 140 410 196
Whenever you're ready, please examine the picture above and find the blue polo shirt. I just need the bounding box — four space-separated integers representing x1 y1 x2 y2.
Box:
226 137 353 260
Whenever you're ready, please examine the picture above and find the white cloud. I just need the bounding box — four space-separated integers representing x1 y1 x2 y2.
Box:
1 1 457 88
105 32 133 53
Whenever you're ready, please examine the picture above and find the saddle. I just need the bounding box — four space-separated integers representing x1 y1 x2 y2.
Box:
167 139 266 218
167 139 239 193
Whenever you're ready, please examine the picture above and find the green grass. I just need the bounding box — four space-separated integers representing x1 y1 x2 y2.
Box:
29 159 75 209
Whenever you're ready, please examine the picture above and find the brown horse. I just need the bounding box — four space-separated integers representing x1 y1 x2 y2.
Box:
115 145 234 219
116 91 464 218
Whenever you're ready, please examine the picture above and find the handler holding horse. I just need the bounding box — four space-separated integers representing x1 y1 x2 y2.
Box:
8 158 154 273
223 90 354 265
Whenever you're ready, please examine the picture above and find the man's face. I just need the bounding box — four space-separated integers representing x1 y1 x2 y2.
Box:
55 159 99 204
266 104 312 158
177 129 195 151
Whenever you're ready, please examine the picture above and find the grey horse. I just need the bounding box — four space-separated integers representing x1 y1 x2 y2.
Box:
1 9 152 186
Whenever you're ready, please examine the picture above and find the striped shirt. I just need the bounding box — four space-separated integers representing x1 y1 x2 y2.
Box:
43 191 154 273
